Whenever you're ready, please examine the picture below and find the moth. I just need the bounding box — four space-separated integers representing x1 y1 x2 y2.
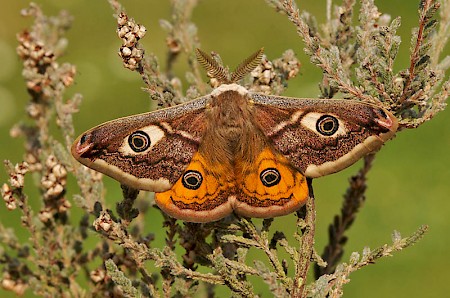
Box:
72 49 398 223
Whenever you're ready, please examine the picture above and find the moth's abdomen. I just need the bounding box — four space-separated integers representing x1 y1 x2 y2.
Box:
200 88 253 165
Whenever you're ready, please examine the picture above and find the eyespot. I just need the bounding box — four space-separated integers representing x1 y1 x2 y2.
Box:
316 115 339 136
260 168 281 187
128 131 151 152
182 170 203 190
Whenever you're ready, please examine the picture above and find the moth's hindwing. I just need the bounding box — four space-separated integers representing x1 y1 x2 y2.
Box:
154 147 309 222
154 151 234 223
234 147 309 218
71 96 209 192
250 93 398 178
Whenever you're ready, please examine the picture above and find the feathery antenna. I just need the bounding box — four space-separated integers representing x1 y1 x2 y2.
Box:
195 48 230 83
196 48 264 84
230 47 264 83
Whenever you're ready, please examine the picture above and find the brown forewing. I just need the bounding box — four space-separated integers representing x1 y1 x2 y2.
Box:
250 94 395 174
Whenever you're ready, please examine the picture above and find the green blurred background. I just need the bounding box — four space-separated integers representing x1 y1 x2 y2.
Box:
0 0 449 297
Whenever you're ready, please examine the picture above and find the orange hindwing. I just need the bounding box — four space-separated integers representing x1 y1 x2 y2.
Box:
154 152 234 222
234 148 309 218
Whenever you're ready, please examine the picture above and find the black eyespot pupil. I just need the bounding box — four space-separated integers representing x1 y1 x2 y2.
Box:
182 170 203 190
322 121 334 131
260 168 281 187
186 176 198 185
132 137 144 148
316 115 339 136
265 173 277 183
128 131 150 152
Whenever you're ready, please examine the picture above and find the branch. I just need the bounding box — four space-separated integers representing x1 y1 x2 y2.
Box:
316 154 375 278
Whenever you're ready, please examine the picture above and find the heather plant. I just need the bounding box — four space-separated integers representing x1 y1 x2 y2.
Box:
1 0 448 297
